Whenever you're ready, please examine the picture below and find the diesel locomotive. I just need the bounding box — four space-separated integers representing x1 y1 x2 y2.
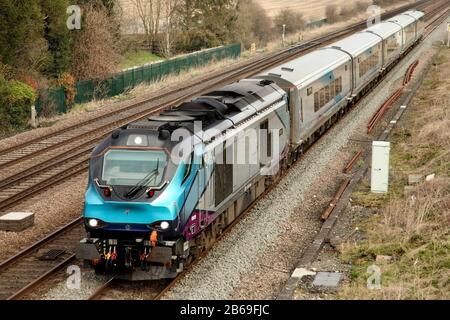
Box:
76 10 424 280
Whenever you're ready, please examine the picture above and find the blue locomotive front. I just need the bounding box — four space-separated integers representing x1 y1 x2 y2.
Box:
77 123 203 280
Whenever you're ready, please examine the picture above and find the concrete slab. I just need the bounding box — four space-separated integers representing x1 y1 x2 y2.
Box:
376 255 392 263
291 268 316 279
312 272 342 287
0 212 34 232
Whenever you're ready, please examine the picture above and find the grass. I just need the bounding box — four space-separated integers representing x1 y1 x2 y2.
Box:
338 47 450 300
121 50 163 69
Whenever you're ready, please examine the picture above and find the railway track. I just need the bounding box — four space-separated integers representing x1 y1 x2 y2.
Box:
0 0 448 301
0 218 83 300
0 0 437 214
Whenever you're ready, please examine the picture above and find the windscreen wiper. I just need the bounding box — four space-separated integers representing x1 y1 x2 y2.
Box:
124 159 160 199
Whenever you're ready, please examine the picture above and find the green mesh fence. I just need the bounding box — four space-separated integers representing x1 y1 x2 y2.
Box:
35 43 241 115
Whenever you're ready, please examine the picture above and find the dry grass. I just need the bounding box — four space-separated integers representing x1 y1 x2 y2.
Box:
338 47 450 300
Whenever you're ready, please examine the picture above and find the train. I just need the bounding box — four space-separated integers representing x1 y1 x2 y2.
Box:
76 10 425 280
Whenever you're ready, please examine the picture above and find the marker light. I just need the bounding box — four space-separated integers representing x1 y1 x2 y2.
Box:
88 219 99 228
103 188 111 197
147 190 155 198
160 221 169 230
134 136 143 144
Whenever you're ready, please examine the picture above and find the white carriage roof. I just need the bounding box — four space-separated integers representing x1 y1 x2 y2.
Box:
365 22 402 39
402 10 425 20
327 32 381 57
387 13 416 27
260 48 350 87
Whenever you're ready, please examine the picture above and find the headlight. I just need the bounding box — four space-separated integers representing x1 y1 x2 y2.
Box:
88 219 99 228
160 221 170 230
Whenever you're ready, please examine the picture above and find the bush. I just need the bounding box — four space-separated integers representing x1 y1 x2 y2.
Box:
58 72 76 106
0 76 36 134
325 5 339 24
235 0 274 49
273 9 306 35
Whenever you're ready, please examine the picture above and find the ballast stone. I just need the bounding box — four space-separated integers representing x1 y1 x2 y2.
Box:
0 212 34 232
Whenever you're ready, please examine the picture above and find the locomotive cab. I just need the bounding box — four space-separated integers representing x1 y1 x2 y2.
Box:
77 125 199 280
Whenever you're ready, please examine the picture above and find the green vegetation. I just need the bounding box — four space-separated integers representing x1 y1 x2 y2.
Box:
121 51 163 69
0 76 36 136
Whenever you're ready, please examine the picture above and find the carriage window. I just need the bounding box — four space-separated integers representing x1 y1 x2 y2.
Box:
307 87 313 96
313 76 343 112
359 50 380 78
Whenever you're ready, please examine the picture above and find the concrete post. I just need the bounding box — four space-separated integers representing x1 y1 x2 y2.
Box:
31 105 38 128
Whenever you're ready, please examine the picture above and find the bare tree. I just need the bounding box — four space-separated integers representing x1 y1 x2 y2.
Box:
131 0 162 50
325 4 338 24
71 4 121 80
160 0 180 57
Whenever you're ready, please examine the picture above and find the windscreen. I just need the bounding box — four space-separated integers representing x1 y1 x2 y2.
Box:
102 149 167 186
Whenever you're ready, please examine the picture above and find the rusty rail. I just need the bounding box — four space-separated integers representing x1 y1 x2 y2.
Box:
321 178 351 221
367 59 421 134
367 87 404 134
403 60 419 85
343 150 363 173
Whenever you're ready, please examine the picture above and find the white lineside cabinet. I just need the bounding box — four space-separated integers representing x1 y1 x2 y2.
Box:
371 141 390 193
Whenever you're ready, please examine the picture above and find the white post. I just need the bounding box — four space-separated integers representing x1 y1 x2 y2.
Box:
371 141 390 193
31 105 37 129
282 24 286 46
447 22 450 47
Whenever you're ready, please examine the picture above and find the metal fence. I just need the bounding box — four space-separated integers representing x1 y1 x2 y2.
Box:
36 43 241 115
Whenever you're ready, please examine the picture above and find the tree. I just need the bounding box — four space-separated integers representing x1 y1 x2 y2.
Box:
0 0 49 73
235 0 273 49
71 3 121 80
273 9 305 35
40 0 72 77
160 0 181 57
175 0 238 51
325 4 338 24
131 0 162 50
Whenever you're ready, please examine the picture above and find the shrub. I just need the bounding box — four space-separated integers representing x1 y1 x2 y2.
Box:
0 76 36 134
235 0 274 49
273 9 306 35
325 5 339 24
58 72 76 106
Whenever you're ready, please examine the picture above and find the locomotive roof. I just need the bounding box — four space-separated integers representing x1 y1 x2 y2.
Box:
387 13 416 27
258 48 350 88
96 79 286 152
365 21 402 39
327 32 381 57
402 10 425 21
